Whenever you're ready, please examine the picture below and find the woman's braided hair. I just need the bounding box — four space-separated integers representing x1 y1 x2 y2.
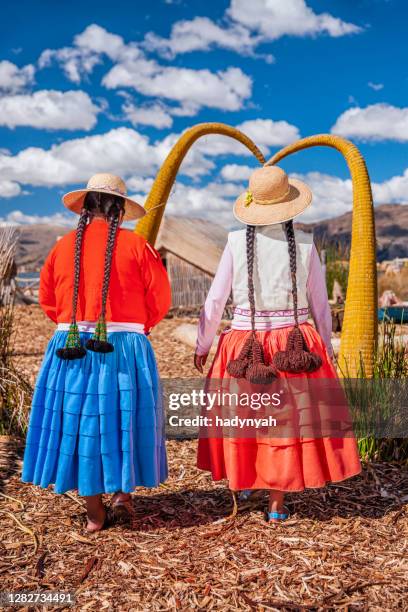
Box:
56 191 125 359
246 225 257 336
272 220 322 373
226 225 277 384
285 220 299 326
56 209 89 359
227 220 322 379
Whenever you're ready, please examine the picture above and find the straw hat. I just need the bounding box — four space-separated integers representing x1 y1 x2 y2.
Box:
233 166 312 226
62 173 146 221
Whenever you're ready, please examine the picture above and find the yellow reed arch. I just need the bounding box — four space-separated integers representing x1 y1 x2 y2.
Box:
266 134 378 376
135 125 377 377
135 122 265 246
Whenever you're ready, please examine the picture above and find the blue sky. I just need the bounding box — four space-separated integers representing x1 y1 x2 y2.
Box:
0 0 407 227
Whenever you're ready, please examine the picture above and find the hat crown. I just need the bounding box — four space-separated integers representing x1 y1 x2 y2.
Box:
249 166 289 201
86 173 127 196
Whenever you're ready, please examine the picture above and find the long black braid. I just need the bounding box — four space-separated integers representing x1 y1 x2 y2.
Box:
56 209 89 359
246 225 257 336
273 220 322 373
101 214 120 320
284 220 299 326
56 191 125 359
226 225 277 384
85 193 124 353
72 210 89 324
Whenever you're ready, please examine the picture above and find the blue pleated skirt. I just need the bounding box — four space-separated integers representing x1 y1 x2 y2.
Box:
22 331 167 497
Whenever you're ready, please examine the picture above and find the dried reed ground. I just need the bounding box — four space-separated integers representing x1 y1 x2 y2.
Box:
0 306 407 611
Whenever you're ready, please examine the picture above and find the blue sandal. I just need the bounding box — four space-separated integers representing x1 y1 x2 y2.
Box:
266 507 290 522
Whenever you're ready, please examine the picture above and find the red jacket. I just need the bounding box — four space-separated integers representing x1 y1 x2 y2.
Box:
39 218 171 330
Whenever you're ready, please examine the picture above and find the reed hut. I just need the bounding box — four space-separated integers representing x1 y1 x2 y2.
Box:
155 216 228 309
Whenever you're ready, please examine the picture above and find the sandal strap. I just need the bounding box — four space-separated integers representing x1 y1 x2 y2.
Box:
267 508 289 521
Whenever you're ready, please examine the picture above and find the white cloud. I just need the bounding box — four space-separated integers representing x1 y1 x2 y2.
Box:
0 180 22 198
0 90 100 130
228 0 362 40
0 126 216 193
331 103 408 141
195 118 300 157
165 180 244 226
126 176 155 194
123 101 173 128
38 25 125 84
145 0 361 61
289 169 408 223
154 132 216 177
4 166 408 227
39 47 101 85
0 60 35 93
372 169 408 203
144 16 265 59
368 81 384 91
221 164 254 181
103 62 252 111
74 24 127 60
238 118 300 149
0 210 75 227
293 171 353 222
39 24 252 114
0 128 159 188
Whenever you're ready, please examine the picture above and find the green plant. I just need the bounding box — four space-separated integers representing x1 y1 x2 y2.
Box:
341 320 408 463
317 240 349 299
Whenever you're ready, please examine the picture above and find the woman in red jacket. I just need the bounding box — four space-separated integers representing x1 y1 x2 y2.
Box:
22 173 171 532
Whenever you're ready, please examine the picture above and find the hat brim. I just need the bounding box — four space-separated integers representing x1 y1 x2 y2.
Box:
233 178 312 226
62 188 146 222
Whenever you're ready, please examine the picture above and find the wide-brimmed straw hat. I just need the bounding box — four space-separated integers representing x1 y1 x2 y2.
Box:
234 166 312 226
62 173 146 221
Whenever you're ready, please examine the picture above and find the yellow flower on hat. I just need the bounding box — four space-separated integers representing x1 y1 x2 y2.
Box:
244 191 253 207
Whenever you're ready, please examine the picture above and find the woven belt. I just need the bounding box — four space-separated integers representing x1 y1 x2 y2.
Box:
233 307 309 318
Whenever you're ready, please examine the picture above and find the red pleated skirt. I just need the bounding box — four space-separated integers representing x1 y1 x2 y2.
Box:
197 323 362 491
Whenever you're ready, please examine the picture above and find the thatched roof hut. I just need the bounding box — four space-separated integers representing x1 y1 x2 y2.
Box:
155 216 228 308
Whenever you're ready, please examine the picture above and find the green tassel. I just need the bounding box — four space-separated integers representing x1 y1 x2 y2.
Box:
66 322 81 348
56 322 86 359
96 316 108 342
86 315 114 353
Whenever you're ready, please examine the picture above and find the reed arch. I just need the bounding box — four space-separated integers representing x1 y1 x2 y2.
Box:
135 126 377 376
135 123 265 246
266 134 377 376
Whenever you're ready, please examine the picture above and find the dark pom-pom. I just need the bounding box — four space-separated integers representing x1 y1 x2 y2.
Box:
86 338 114 353
246 362 277 384
227 335 277 383
273 326 322 374
226 336 253 378
56 346 87 360
227 357 249 378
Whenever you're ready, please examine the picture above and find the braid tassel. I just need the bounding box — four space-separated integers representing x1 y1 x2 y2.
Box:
272 221 322 374
226 226 277 385
245 334 277 384
273 324 322 373
56 209 88 360
56 322 86 360
86 315 114 353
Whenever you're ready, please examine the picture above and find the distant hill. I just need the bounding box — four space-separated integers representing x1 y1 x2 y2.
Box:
12 203 408 271
15 224 71 271
296 203 408 260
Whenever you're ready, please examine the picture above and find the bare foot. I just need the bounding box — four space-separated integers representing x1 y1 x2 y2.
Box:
86 507 106 532
84 494 106 532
